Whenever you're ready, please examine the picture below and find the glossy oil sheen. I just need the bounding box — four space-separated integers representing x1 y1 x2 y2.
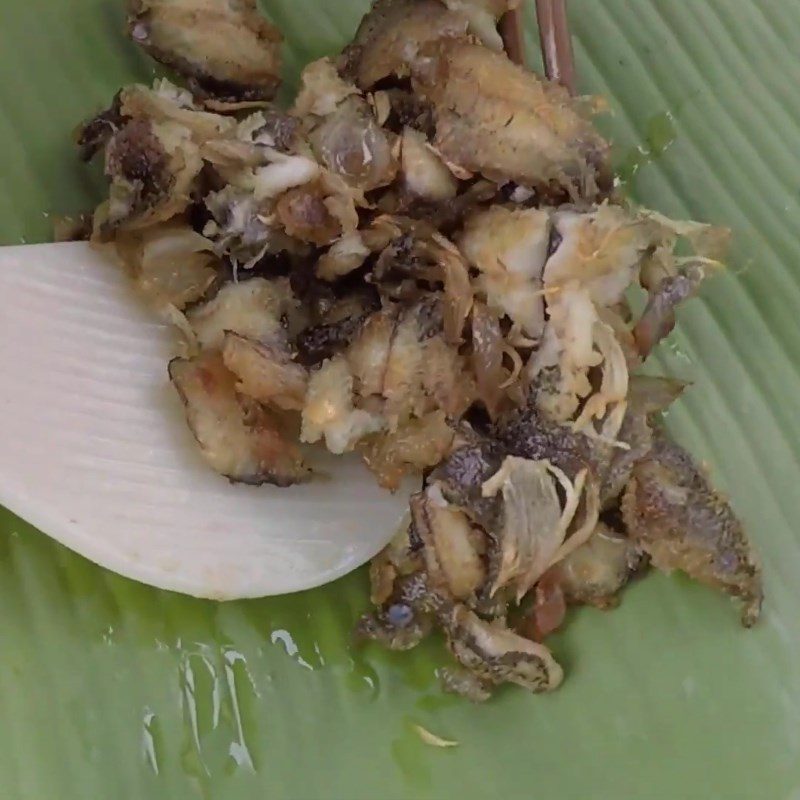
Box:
2 1 800 798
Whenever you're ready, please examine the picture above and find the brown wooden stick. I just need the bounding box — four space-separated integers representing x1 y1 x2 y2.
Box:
500 2 577 94
500 5 526 67
534 0 576 94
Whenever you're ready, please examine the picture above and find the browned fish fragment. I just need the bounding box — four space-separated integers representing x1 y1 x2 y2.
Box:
339 0 469 90
492 401 595 481
412 40 610 197
356 597 434 651
113 223 219 310
376 571 563 698
362 412 456 491
296 314 372 367
126 0 282 102
430 440 506 531
552 521 645 609
621 432 762 626
275 183 343 246
221 332 308 412
444 603 563 694
440 666 492 702
358 565 435 650
186 277 301 351
341 0 521 89
93 117 203 237
634 265 705 358
381 88 436 138
169 351 310 486
309 97 398 191
344 298 473 428
410 485 486 599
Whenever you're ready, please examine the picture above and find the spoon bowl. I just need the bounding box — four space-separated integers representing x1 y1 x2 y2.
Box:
0 243 409 597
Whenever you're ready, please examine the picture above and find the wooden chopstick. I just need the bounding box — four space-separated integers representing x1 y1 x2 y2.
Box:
501 0 577 95
500 5 526 67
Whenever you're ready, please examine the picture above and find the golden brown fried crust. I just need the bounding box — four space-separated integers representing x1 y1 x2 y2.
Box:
168 352 310 487
276 184 342 246
414 40 609 196
621 433 762 626
221 331 309 412
339 0 469 89
107 119 172 200
127 0 282 101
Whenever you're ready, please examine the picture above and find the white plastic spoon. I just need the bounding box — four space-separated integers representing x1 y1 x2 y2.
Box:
0 242 410 598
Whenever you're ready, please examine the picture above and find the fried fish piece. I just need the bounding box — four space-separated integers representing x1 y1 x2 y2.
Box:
356 601 434 650
621 432 762 626
186 276 299 350
431 439 506 531
444 603 563 694
459 205 551 337
413 40 610 197
339 0 469 90
492 401 595 481
364 571 563 699
553 521 645 609
169 351 309 486
410 484 486 599
113 222 218 310
362 412 456 491
221 332 309 412
127 0 282 102
76 91 124 161
93 117 203 237
596 375 687 506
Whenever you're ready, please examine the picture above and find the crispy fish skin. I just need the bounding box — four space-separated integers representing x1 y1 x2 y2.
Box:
412 40 610 196
126 0 282 101
339 0 469 90
169 351 309 487
444 603 563 694
552 522 645 609
221 332 309 412
403 572 563 695
493 401 595 481
356 599 434 650
622 432 762 626
105 119 174 211
596 375 688 506
93 117 204 237
431 440 506 531
362 571 563 698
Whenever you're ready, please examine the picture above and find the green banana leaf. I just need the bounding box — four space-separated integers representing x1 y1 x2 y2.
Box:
1 1 799 797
